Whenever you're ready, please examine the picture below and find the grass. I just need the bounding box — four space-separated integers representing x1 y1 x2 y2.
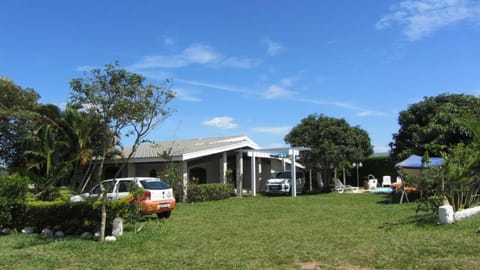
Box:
1 193 480 269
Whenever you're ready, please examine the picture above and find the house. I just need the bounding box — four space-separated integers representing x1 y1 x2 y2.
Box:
103 135 305 198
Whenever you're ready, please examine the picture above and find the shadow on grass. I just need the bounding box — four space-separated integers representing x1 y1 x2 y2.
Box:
12 235 89 249
379 213 437 230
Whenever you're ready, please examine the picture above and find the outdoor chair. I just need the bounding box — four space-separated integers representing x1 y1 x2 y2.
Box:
382 175 392 187
332 178 355 193
367 174 378 189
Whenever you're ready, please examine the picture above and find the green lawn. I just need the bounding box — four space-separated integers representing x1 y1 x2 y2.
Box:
1 193 479 269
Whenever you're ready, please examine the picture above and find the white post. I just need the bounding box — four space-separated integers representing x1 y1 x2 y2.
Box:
309 169 312 192
250 151 256 197
182 162 188 203
290 149 298 198
221 152 227 184
236 152 243 197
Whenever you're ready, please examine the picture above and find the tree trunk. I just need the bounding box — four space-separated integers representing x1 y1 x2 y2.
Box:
100 182 107 242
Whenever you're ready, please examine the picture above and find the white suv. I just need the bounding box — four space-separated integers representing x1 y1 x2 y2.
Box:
264 171 305 195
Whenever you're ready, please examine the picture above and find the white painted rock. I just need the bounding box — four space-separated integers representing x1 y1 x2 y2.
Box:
439 205 455 225
22 227 34 234
455 205 480 221
41 228 53 238
112 217 123 237
105 236 117 242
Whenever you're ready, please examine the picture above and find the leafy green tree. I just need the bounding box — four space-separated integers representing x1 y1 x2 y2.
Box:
0 173 29 228
391 93 480 160
415 115 480 219
24 123 71 200
285 114 373 190
60 104 104 191
69 61 175 241
22 104 87 199
0 77 40 167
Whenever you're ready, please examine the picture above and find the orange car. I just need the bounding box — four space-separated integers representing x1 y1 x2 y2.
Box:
70 177 176 218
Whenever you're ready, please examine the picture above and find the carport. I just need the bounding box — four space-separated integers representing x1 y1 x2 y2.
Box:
242 146 311 197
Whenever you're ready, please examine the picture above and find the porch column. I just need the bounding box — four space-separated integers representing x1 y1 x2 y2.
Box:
182 161 188 203
236 152 243 197
290 149 297 197
220 152 227 184
251 151 256 197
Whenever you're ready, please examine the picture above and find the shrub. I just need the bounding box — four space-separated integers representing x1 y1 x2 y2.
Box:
187 183 234 202
23 198 136 234
0 174 28 228
414 145 480 221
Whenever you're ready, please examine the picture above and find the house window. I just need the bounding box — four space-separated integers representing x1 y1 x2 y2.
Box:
190 167 206 184
149 169 157 177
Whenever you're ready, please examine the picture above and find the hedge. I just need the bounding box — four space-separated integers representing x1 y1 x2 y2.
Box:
187 183 234 202
21 198 136 234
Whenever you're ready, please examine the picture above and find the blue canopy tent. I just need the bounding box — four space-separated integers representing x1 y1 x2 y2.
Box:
395 154 446 200
395 154 444 168
395 154 444 177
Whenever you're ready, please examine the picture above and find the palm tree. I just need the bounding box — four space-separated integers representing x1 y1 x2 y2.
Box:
24 123 70 200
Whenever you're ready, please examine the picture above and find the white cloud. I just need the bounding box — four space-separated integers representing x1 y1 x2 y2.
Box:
261 76 299 99
221 57 262 69
295 98 394 117
470 89 480 96
251 126 291 135
280 76 299 87
376 0 480 41
180 77 392 118
262 84 295 99
75 65 97 72
173 88 202 102
163 36 175 46
182 45 220 64
203 116 238 129
264 39 286 56
177 78 254 95
130 44 261 70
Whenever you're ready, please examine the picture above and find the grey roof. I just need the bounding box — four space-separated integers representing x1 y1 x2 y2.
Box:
122 135 258 161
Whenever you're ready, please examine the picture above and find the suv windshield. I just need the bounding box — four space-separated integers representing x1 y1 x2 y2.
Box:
140 179 170 190
274 171 291 178
273 171 304 179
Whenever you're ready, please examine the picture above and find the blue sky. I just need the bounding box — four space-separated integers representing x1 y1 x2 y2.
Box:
1 0 480 152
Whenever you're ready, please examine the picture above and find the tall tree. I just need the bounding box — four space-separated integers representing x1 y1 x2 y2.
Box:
0 77 40 167
22 104 77 200
391 93 480 160
285 114 373 189
69 62 175 241
24 122 71 200
60 104 104 191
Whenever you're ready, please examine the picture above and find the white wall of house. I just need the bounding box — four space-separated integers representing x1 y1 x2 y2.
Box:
102 151 302 195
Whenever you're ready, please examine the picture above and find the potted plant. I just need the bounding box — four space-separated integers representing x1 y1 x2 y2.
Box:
363 180 369 190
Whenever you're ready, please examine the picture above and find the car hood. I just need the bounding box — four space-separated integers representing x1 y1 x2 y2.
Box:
266 178 290 184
